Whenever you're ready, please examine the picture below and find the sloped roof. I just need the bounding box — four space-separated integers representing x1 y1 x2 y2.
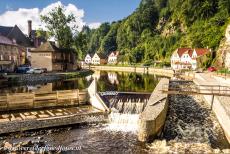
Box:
0 25 32 47
109 51 119 57
194 48 210 56
175 48 209 58
97 53 107 59
0 26 13 36
177 48 192 57
31 41 58 52
31 41 74 53
0 35 16 45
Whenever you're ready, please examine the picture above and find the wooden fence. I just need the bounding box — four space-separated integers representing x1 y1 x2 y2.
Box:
0 89 89 111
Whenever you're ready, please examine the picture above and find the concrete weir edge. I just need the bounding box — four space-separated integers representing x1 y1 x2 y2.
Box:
138 78 169 142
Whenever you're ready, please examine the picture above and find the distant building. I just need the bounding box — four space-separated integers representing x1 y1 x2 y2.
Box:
30 42 76 71
92 53 107 65
0 35 23 72
0 20 47 65
0 25 31 47
84 53 92 64
171 48 210 70
108 51 119 64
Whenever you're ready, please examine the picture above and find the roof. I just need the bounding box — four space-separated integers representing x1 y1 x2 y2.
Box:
31 41 74 53
175 48 210 58
0 35 16 45
0 25 32 47
109 51 119 57
86 53 94 58
0 26 13 36
176 48 192 57
31 41 58 52
96 53 107 59
194 48 210 56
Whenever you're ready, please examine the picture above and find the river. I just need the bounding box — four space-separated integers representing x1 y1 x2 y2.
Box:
0 71 229 153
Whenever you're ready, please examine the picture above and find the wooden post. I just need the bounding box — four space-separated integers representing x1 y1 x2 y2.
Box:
6 93 9 110
32 92 35 108
77 89 79 105
56 91 59 106
211 95 214 110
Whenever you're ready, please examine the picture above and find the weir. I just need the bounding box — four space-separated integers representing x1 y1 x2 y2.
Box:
101 93 150 132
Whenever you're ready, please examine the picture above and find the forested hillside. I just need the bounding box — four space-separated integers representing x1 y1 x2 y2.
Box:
74 0 230 66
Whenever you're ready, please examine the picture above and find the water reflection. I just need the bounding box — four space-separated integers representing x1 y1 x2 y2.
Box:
0 71 160 93
97 71 159 92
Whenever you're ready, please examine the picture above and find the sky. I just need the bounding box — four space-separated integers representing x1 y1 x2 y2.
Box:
0 0 141 34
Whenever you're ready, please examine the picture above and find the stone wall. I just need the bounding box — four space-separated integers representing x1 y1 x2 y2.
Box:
90 66 174 77
138 78 169 142
0 112 108 134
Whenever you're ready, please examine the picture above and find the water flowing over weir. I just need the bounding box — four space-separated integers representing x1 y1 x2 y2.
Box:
100 93 150 132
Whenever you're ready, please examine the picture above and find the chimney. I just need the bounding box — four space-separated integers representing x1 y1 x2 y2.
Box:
28 20 32 37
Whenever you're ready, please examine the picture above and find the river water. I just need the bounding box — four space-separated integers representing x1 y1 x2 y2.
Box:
0 71 229 153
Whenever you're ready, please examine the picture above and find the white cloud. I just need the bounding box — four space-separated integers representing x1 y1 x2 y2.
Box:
0 1 99 36
88 22 101 29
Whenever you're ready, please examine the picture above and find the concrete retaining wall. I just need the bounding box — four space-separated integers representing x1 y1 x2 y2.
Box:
138 78 169 142
90 66 174 77
0 112 108 134
88 78 110 112
193 79 230 144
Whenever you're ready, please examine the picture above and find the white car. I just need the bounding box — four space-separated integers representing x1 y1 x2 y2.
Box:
26 68 43 74
26 68 34 74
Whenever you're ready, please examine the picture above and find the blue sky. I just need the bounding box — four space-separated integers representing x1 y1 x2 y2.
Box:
0 0 141 24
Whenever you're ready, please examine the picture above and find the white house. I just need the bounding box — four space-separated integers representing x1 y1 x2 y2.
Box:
108 51 119 64
91 53 107 65
171 48 210 70
84 54 92 64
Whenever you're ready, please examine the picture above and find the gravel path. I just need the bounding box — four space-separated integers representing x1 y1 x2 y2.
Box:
149 81 230 153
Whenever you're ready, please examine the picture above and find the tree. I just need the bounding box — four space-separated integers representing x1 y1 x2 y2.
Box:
40 6 75 49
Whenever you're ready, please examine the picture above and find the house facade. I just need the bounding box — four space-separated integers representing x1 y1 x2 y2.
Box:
92 53 107 65
108 51 119 64
84 54 92 64
0 35 22 72
171 48 210 70
30 42 76 71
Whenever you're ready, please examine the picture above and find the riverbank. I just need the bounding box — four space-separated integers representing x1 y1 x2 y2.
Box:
193 73 230 144
4 69 94 85
148 81 230 153
0 106 107 135
87 65 174 77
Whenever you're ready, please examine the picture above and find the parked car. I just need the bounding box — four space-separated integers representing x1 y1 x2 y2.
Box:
26 68 43 74
34 68 43 74
16 66 31 73
208 67 217 72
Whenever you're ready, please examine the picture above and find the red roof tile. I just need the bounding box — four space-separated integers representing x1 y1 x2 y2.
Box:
177 48 192 57
194 48 210 56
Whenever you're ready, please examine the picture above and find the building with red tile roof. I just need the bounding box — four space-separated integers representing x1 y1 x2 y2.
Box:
171 48 210 70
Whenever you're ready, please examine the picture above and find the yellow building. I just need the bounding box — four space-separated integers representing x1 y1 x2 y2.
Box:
30 42 76 72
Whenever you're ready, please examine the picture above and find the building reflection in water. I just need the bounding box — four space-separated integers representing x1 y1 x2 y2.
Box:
108 72 119 85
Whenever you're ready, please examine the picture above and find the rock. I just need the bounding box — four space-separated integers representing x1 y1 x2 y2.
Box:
222 149 230 153
4 141 12 149
213 149 221 153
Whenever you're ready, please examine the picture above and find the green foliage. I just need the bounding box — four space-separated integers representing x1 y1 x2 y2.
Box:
74 0 230 66
40 6 75 49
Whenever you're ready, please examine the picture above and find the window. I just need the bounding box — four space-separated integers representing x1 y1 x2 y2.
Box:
9 55 11 60
0 55 3 60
